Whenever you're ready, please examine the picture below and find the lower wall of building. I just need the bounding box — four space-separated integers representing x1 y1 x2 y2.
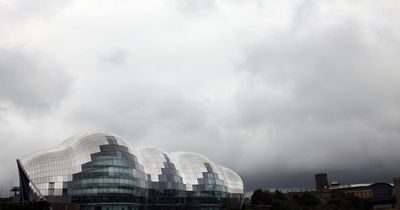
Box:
49 204 233 210
50 203 81 210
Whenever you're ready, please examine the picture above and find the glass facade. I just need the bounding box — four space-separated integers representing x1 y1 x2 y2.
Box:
18 132 244 210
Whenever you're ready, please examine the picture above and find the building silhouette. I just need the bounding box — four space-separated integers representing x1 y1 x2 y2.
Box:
315 173 396 209
315 173 329 192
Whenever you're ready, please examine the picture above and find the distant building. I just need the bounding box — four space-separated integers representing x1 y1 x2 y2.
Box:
393 177 400 210
330 183 374 199
315 173 396 210
331 182 396 209
315 173 329 192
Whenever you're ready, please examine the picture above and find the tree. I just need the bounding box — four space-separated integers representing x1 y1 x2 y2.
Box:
296 192 320 207
251 189 264 205
271 199 302 210
273 190 286 201
322 191 369 210
262 190 273 204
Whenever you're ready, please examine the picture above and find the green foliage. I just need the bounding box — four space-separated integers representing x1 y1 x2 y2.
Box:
273 190 286 201
251 189 278 206
271 199 302 210
323 191 369 210
292 192 320 207
249 189 369 210
262 190 273 204
251 189 264 205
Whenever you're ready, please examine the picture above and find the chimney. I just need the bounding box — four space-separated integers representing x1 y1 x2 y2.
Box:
315 173 329 192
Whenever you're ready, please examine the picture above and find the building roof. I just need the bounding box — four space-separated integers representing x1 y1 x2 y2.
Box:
18 132 244 195
330 182 394 190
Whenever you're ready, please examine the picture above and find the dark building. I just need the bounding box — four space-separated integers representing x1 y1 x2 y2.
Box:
315 173 329 192
330 183 396 209
393 177 400 210
315 173 396 209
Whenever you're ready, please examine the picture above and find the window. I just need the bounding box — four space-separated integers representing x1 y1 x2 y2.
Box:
48 182 55 196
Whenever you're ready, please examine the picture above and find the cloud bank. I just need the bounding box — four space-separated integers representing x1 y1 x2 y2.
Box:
0 0 400 195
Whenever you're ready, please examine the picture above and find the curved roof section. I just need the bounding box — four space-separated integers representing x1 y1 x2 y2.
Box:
219 165 244 194
169 152 224 185
19 132 244 194
20 132 133 172
330 182 394 190
139 147 171 182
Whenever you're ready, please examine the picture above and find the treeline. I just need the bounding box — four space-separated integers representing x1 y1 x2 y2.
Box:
245 189 369 210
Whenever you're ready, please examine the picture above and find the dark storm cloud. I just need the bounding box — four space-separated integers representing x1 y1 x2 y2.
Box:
0 49 72 111
243 166 400 193
234 1 400 191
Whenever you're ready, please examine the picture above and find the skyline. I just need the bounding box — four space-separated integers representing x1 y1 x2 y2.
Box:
1 0 400 196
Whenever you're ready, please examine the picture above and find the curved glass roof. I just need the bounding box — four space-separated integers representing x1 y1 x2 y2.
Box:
19 132 244 195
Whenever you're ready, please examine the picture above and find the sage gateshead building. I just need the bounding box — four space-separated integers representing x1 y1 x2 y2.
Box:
17 132 244 210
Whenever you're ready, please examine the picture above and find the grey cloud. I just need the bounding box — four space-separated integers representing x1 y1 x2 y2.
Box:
1 0 400 195
243 167 400 193
0 0 70 25
172 0 217 16
100 49 128 65
234 1 400 191
64 81 219 153
0 49 72 111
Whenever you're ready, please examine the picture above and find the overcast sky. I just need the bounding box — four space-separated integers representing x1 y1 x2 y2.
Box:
1 0 400 196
